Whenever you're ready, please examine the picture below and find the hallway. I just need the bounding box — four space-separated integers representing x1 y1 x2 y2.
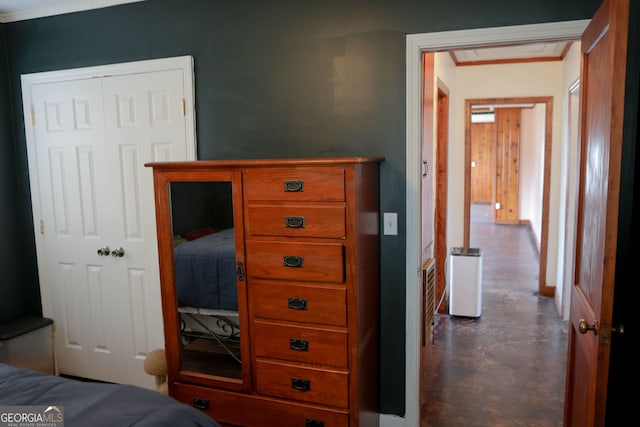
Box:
420 203 569 426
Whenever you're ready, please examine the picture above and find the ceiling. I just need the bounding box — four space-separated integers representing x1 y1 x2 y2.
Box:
0 0 145 23
450 41 572 65
0 0 572 65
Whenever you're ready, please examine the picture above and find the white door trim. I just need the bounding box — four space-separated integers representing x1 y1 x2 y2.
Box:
397 20 589 427
21 55 196 323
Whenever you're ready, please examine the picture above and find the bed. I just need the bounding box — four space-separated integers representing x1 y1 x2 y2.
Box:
173 227 238 312
173 228 241 373
0 363 220 426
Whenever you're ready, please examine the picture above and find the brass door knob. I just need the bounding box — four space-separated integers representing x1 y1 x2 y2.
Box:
97 246 111 256
578 319 598 335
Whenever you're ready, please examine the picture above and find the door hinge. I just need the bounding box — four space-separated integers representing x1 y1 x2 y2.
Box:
30 105 35 126
40 220 45 235
182 98 186 116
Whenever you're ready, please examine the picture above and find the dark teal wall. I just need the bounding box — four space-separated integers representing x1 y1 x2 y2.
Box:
2 0 601 415
0 25 33 324
607 2 639 423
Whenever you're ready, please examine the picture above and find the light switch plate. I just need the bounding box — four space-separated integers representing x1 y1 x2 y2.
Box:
383 212 398 235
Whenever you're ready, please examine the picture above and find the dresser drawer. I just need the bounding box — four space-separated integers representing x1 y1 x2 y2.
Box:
172 381 349 427
255 360 349 408
249 281 347 326
244 168 345 202
246 203 346 238
246 241 344 282
253 320 348 368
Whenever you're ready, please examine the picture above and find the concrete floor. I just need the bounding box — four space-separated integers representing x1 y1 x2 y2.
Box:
421 203 569 427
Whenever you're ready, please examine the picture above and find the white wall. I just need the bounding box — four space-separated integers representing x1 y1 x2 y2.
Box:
556 42 582 319
442 60 565 292
519 104 546 247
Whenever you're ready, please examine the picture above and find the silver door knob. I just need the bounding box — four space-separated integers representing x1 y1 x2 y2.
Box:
97 246 111 256
111 247 125 257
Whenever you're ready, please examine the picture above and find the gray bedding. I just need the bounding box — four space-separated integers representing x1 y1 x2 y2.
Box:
174 228 238 311
0 364 220 427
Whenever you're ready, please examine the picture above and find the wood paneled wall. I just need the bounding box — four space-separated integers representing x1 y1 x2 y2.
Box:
494 108 521 224
470 122 495 204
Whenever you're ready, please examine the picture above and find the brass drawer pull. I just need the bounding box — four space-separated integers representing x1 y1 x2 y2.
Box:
291 378 311 391
192 398 209 410
289 339 309 351
284 180 304 192
306 419 325 427
288 298 307 310
285 216 305 228
283 255 303 268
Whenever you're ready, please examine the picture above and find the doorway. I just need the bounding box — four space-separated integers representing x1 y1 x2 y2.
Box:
465 97 554 298
400 20 589 427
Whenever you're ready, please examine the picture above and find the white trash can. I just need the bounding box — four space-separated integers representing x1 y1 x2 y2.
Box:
448 247 483 317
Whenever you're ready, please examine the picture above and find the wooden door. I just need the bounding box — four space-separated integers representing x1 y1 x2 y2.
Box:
470 121 495 204
494 108 521 224
564 0 632 425
421 53 434 263
435 80 449 315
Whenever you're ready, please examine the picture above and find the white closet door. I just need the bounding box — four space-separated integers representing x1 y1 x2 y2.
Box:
30 68 191 388
32 78 122 382
101 69 189 385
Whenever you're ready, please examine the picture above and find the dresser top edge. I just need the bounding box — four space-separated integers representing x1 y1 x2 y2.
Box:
145 157 384 169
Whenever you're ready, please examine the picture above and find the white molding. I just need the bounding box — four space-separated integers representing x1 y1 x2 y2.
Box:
0 0 146 23
403 32 423 427
404 19 589 427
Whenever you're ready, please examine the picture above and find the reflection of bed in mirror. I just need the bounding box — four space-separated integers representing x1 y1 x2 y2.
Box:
173 226 241 378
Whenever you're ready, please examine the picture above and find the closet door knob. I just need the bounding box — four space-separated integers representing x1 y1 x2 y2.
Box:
97 246 111 256
111 247 125 257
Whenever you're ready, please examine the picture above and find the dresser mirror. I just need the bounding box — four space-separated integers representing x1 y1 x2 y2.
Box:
168 180 242 380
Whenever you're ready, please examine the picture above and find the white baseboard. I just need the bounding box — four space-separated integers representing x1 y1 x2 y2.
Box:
380 414 407 427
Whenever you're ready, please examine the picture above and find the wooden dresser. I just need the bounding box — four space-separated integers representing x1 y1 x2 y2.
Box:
147 158 382 427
